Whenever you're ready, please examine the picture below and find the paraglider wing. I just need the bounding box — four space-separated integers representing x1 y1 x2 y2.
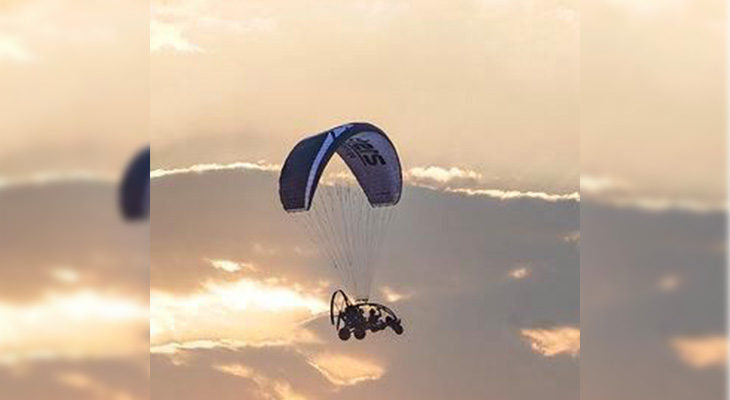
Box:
279 122 402 212
120 148 150 221
279 123 402 302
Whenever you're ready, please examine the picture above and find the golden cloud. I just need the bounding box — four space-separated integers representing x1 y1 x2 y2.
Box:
0 290 148 364
509 266 530 280
379 286 414 303
150 161 280 179
306 353 385 387
671 335 727 369
151 277 327 351
657 274 681 292
450 188 580 202
521 327 580 357
215 363 308 400
207 259 256 273
407 166 482 184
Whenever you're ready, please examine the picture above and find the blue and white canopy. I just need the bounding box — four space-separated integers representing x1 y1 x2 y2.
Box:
120 147 150 221
279 122 402 213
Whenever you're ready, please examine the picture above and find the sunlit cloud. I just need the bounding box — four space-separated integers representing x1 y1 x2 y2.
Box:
580 174 629 195
581 174 724 212
599 0 689 17
150 1 278 54
449 188 580 202
151 277 327 351
0 171 115 191
215 363 308 400
607 197 725 213
207 259 256 273
379 286 413 303
0 291 148 364
149 161 579 205
509 266 530 280
150 161 280 179
150 19 202 53
563 231 580 244
671 335 727 369
657 274 681 292
0 33 36 63
406 166 482 187
252 242 280 256
51 267 81 285
55 371 136 400
151 329 321 356
306 353 385 387
521 327 580 357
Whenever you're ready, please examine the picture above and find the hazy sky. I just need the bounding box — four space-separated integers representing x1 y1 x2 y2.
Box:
0 0 727 399
582 0 726 204
0 0 148 178
151 0 579 195
0 1 150 399
147 2 581 396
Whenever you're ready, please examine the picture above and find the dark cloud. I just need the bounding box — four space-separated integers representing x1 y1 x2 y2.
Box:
0 359 149 400
0 181 149 399
581 200 726 400
0 181 148 302
152 167 579 399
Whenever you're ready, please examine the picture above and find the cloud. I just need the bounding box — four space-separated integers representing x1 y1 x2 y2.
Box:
379 286 413 303
582 199 725 399
150 1 278 54
657 274 681 292
563 231 580 244
151 161 280 179
508 266 530 280
406 166 482 187
207 259 256 273
0 176 145 399
215 363 308 400
306 353 385 386
405 166 577 203
151 276 327 350
151 160 579 207
54 371 137 400
0 291 148 365
448 188 580 202
671 335 727 369
580 174 630 195
598 0 689 17
0 33 36 63
150 329 321 356
151 164 579 399
150 20 203 53
581 174 724 213
0 171 114 191
521 327 580 357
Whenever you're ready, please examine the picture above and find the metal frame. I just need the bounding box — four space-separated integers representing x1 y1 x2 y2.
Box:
330 290 402 333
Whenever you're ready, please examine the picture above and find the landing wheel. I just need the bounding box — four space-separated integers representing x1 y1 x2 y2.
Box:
330 290 351 330
354 328 366 340
338 328 351 341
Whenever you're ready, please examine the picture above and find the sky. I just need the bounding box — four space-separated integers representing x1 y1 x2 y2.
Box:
0 1 150 399
0 0 726 399
147 0 580 398
150 0 580 195
582 0 726 204
150 165 580 400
